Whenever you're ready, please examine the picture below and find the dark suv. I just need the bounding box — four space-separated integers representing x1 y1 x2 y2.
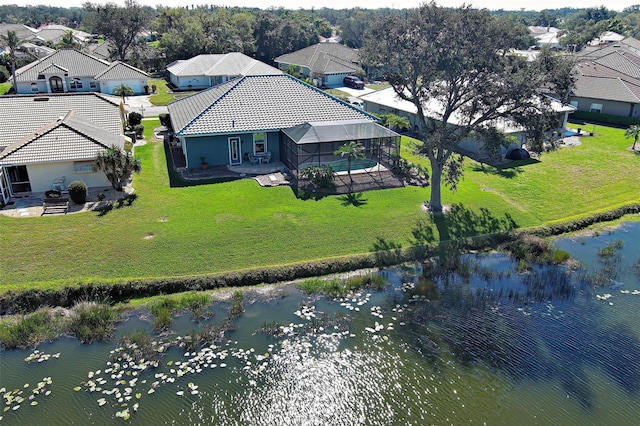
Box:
343 75 365 89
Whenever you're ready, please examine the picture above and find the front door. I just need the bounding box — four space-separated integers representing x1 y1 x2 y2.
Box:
228 137 241 165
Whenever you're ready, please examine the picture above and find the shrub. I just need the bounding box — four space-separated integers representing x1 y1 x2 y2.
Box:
300 164 335 188
134 124 144 138
67 301 118 343
67 180 87 204
0 65 9 83
0 309 55 348
159 113 171 128
128 111 142 126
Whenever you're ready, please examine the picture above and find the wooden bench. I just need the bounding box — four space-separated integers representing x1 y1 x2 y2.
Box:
42 197 69 214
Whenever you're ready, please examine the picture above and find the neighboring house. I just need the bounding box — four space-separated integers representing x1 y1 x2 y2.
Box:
528 26 562 50
32 24 92 46
360 87 574 161
590 31 625 46
167 52 282 90
84 40 165 72
274 42 362 87
167 74 399 181
0 93 126 205
13 49 149 95
570 47 640 117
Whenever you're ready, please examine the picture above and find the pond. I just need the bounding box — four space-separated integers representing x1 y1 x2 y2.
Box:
1 223 640 424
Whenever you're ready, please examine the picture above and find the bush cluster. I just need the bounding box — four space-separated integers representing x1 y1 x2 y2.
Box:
300 164 335 188
67 180 87 204
128 112 142 126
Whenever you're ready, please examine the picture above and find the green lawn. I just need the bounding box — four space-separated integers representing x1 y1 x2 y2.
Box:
148 78 195 106
1 122 639 291
0 82 12 95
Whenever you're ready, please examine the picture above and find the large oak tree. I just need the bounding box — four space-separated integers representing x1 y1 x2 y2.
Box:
362 3 575 213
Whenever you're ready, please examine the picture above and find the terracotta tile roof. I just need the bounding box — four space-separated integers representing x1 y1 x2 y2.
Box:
168 74 376 136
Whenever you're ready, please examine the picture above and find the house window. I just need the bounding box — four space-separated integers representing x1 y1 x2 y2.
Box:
590 103 603 113
90 82 97 89
253 132 266 154
49 76 64 92
69 78 83 90
570 101 578 108
74 161 97 174
37 74 45 80
31 83 38 92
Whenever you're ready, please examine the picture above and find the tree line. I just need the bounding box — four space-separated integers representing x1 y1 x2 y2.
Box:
6 3 640 68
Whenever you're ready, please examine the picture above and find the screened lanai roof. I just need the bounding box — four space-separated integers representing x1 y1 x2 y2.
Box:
282 119 398 145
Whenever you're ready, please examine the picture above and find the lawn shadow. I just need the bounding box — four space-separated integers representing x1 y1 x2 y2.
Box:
427 203 518 242
338 192 368 207
297 189 330 201
471 158 540 179
95 194 138 217
371 237 404 266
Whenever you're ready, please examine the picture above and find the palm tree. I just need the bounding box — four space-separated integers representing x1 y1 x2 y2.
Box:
625 124 640 151
0 30 21 93
383 113 411 132
56 30 80 49
334 141 365 184
112 83 134 103
95 144 141 191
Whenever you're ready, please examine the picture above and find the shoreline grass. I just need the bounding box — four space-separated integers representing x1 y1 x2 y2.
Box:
1 122 640 300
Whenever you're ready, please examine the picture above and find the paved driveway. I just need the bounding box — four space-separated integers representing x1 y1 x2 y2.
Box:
335 86 375 97
104 94 168 117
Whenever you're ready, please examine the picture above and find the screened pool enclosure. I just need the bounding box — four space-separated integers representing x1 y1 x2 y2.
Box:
280 119 401 183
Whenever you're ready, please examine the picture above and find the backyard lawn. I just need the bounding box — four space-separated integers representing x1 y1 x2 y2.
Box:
0 82 12 95
1 121 639 291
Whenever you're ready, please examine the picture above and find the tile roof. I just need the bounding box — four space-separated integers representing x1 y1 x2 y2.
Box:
591 52 640 79
0 93 123 150
15 49 111 82
168 74 376 136
274 43 361 75
95 61 148 80
571 75 640 103
167 52 281 77
0 111 123 165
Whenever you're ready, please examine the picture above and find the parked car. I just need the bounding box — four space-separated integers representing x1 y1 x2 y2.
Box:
344 75 365 89
351 100 364 109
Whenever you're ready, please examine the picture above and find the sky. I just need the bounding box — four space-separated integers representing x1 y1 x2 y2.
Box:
0 0 636 12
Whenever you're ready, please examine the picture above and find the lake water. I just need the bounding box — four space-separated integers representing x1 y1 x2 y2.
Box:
1 223 640 425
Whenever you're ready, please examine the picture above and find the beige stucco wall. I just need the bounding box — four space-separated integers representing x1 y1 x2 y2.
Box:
26 161 111 193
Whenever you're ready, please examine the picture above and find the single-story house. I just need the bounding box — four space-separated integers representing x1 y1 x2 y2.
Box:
570 50 640 117
274 42 362 87
0 93 126 205
167 52 282 90
360 87 574 161
528 26 563 50
13 49 149 95
167 74 400 181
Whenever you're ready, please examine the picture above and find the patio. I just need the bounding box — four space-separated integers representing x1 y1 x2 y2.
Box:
0 186 134 218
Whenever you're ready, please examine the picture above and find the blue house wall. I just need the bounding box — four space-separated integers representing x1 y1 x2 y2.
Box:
183 131 281 168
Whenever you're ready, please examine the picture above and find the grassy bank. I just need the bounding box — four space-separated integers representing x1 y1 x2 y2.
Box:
1 122 639 297
0 82 12 95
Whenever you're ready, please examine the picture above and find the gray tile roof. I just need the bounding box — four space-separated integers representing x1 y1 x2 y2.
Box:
274 42 361 75
592 52 640 79
572 75 640 103
0 111 123 165
95 61 148 80
0 93 123 150
0 23 37 42
167 52 281 77
15 49 111 82
168 74 376 136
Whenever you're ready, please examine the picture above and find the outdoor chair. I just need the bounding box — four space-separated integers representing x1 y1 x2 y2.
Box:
52 176 65 192
249 154 259 165
263 151 272 164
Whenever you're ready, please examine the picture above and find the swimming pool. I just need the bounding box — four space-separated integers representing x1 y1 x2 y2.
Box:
300 158 378 173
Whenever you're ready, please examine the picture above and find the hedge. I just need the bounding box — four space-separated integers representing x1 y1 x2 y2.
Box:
570 110 640 128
